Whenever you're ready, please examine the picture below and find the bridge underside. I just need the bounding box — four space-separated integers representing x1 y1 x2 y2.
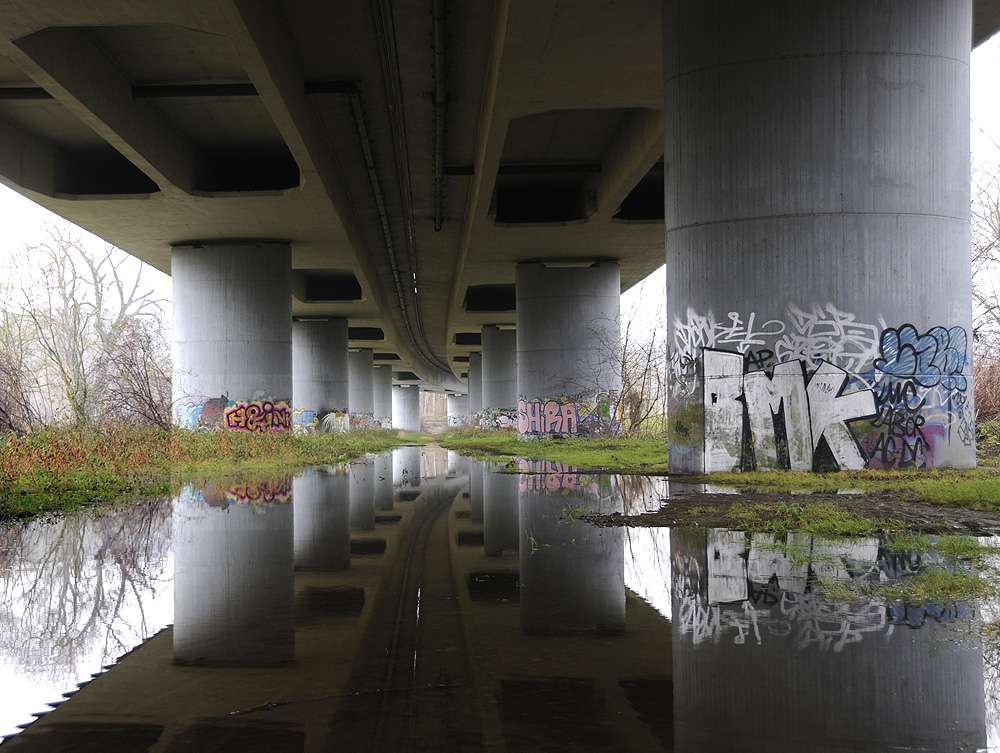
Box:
0 0 993 470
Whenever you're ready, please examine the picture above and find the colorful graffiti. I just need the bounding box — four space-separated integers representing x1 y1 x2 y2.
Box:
517 393 620 438
175 395 292 432
517 459 582 493
292 409 349 433
293 409 318 432
862 324 973 469
224 400 292 432
484 408 517 431
323 411 350 432
350 412 378 430
671 306 973 471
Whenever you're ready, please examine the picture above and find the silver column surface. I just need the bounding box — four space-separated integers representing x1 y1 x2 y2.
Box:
291 319 349 432
392 384 421 432
515 261 621 439
347 349 374 428
468 352 483 416
172 241 292 431
481 325 518 430
373 364 393 428
664 1 975 473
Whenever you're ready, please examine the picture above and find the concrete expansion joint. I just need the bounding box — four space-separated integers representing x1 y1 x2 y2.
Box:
669 50 969 81
516 258 619 268
667 211 969 233
170 238 291 248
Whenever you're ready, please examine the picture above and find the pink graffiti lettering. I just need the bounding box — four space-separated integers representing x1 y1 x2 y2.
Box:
224 400 292 432
518 399 579 436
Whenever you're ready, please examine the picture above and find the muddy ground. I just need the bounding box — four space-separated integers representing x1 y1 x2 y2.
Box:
585 492 1000 536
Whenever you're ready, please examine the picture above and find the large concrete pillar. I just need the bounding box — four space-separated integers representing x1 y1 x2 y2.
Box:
348 349 374 429
447 393 470 427
392 384 421 432
481 325 517 430
515 261 621 438
373 364 393 428
664 2 975 472
172 241 292 431
468 352 483 420
291 319 349 432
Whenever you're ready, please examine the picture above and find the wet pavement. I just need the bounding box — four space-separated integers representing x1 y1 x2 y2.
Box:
0 445 994 751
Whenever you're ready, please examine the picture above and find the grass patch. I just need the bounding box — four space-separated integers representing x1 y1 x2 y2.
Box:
439 429 671 471
0 426 406 518
727 499 901 538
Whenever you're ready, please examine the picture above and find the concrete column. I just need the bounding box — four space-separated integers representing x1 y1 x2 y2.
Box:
291 319 349 432
172 241 292 431
468 352 484 418
447 393 470 428
664 2 975 472
392 384 421 432
373 364 393 428
481 325 517 430
348 349 374 429
515 261 621 439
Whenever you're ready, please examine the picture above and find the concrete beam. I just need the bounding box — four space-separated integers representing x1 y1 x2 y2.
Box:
12 27 201 195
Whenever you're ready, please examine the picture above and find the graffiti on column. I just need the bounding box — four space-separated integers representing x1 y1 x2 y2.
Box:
517 392 620 437
175 395 292 432
349 413 377 430
484 408 517 431
224 400 292 432
671 305 972 471
863 324 973 469
323 411 350 432
293 409 349 433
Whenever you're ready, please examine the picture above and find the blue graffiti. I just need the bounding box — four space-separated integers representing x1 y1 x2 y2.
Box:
873 324 967 391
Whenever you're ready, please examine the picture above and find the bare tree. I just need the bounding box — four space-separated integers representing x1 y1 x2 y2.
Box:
15 225 168 426
972 164 1000 354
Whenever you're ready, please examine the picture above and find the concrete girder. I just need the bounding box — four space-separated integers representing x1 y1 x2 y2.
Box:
12 27 202 196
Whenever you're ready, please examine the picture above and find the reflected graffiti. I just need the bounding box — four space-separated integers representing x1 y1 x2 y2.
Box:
225 478 292 504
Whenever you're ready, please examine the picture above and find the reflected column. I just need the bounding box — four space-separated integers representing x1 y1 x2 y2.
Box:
293 467 351 570
173 480 294 666
483 464 519 556
518 462 625 633
670 528 986 751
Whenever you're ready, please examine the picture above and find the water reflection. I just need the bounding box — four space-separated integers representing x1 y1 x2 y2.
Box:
0 450 997 752
672 528 986 751
0 503 173 738
173 480 294 667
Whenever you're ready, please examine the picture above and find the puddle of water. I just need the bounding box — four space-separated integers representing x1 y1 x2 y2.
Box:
0 447 995 751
